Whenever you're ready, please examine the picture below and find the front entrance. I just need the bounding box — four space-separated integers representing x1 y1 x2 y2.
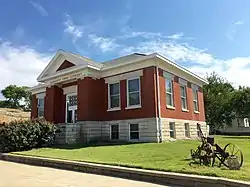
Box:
66 93 78 123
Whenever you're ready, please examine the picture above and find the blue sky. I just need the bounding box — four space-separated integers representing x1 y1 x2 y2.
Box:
0 0 250 97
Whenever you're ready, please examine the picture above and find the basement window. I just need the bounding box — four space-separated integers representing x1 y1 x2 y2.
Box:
130 124 139 140
110 124 119 140
184 123 190 138
169 122 175 138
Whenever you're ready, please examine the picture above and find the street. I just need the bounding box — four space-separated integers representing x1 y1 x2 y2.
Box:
0 160 178 187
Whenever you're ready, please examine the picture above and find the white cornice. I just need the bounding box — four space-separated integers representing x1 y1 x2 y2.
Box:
31 51 208 94
26 84 46 94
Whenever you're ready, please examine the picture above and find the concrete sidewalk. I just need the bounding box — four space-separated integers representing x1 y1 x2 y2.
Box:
0 160 178 187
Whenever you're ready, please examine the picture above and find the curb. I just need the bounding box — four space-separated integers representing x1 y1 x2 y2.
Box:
0 153 249 187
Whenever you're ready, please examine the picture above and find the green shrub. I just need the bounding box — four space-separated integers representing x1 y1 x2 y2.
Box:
0 119 56 153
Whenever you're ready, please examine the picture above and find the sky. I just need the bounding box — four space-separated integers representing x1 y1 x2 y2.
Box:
1 0 250 99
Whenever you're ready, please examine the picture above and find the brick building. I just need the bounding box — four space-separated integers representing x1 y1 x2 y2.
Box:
28 50 209 144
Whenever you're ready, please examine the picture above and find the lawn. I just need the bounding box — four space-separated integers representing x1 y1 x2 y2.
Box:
13 136 250 181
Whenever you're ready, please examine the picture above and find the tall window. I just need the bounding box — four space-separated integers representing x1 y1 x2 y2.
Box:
37 98 44 118
169 122 175 138
180 85 187 110
130 124 139 140
193 87 199 112
110 124 119 140
166 79 174 106
184 123 190 138
127 78 140 106
109 82 120 109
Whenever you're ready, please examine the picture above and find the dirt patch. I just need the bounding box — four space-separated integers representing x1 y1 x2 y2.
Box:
0 108 30 123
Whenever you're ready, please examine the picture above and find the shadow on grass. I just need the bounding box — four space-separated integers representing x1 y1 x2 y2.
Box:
51 141 145 150
221 136 250 140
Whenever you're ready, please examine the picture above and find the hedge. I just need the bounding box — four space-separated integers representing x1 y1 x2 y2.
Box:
0 119 57 153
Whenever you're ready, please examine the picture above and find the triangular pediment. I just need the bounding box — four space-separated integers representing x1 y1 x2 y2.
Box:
56 60 75 72
37 50 101 82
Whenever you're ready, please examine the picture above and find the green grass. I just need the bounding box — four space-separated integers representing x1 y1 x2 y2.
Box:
13 136 250 181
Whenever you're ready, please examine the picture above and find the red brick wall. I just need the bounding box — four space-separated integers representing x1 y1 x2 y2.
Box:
77 77 105 121
77 67 158 121
103 66 158 120
44 86 65 123
158 68 205 122
31 94 38 119
56 60 75 71
37 66 205 123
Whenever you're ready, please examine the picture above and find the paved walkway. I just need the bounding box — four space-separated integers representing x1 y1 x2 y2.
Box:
0 160 179 187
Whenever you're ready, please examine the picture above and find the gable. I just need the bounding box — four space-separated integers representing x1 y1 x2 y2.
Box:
37 50 100 82
56 60 75 72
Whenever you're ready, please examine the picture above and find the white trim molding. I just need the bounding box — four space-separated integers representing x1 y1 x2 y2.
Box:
36 92 45 99
29 51 208 95
163 71 174 80
179 78 187 86
63 85 77 95
27 84 46 95
104 70 143 84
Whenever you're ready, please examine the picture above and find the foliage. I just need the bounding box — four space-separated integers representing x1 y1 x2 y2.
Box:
15 136 250 181
231 86 250 118
1 85 31 111
203 72 235 133
0 119 56 153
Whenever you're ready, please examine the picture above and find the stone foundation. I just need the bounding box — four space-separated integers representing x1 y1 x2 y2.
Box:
161 118 208 141
54 118 208 144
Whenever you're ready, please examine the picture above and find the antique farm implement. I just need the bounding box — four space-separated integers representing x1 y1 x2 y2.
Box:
190 124 243 170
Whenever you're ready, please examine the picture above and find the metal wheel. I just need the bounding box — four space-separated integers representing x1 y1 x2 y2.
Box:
222 143 243 170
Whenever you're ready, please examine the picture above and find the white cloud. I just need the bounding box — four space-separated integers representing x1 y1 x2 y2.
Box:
116 33 250 87
0 41 51 90
189 57 250 87
122 31 162 39
167 32 184 40
63 14 83 42
121 40 214 65
226 20 244 40
89 34 120 52
234 20 244 25
29 1 48 16
121 31 193 41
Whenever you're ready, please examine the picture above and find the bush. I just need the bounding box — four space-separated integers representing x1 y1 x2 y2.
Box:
0 119 57 153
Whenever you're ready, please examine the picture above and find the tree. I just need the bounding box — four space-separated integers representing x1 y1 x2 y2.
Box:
1 85 31 111
231 87 250 118
203 72 235 133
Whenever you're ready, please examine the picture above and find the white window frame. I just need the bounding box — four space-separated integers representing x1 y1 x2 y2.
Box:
192 86 199 113
37 98 45 118
180 84 188 111
166 79 174 107
184 123 190 138
129 123 140 140
65 93 78 123
126 77 141 109
169 122 175 138
108 82 121 111
110 124 120 140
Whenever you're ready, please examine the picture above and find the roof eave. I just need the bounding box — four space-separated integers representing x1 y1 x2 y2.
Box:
154 53 208 85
